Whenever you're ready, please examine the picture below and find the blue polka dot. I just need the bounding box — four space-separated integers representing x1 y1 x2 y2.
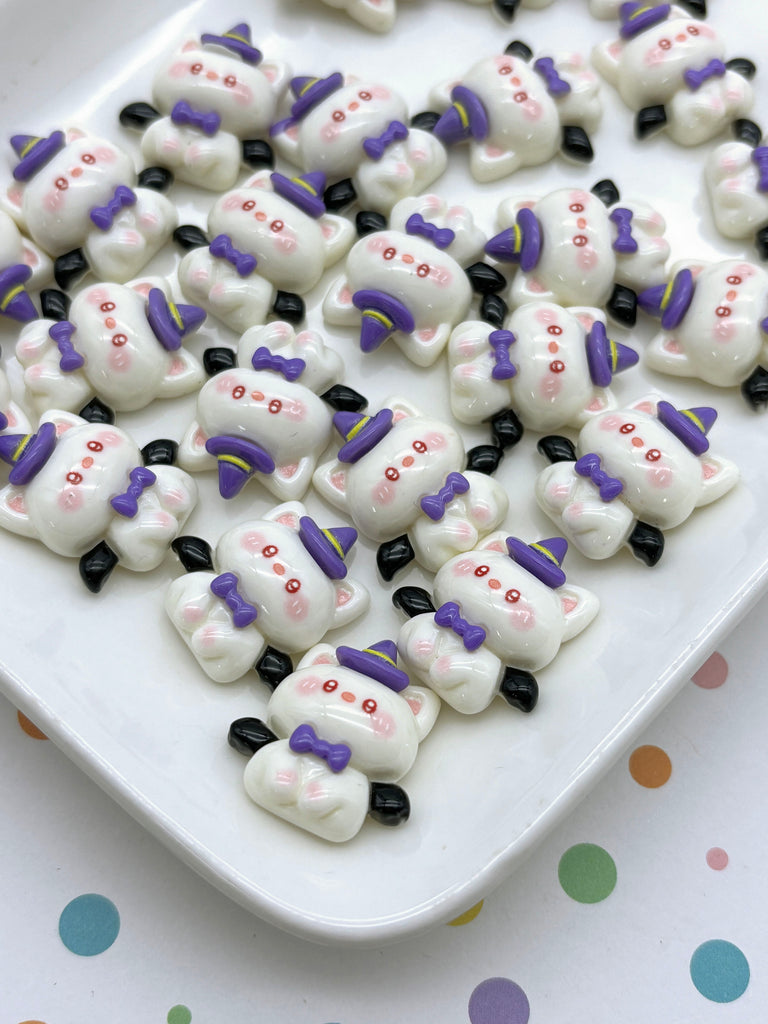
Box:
58 894 120 956
690 940 750 1003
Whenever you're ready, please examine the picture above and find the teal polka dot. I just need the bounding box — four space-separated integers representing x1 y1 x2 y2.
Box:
167 1007 192 1024
58 894 120 956
690 940 750 1003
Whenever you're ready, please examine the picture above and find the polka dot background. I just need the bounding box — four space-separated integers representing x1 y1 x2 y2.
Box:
1 1 767 1020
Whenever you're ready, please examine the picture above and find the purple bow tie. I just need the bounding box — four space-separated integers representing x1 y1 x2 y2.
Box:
110 466 157 518
683 59 726 91
362 120 409 161
405 212 455 250
289 723 352 773
171 100 222 136
250 346 306 381
89 184 136 232
488 329 517 381
209 234 258 276
48 320 85 373
210 572 258 628
532 56 571 97
434 601 487 652
420 471 470 521
609 207 638 255
574 452 624 502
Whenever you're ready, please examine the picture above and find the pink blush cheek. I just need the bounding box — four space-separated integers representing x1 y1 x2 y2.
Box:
508 604 536 631
599 414 621 431
109 348 132 371
284 399 306 422
577 247 599 271
233 82 253 105
425 431 447 450
522 98 543 120
240 529 265 551
284 592 309 621
274 232 298 254
539 374 563 399
97 430 124 448
371 85 390 99
169 61 188 78
370 709 396 737
57 487 84 512
452 557 474 576
214 372 239 393
222 194 243 211
94 147 116 163
43 190 64 213
647 464 673 488
295 674 323 695
372 479 397 505
713 320 737 342
321 123 340 142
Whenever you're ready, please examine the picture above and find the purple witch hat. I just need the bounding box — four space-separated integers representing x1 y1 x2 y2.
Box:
484 207 542 273
0 263 36 322
204 435 276 498
270 73 344 136
298 516 357 579
270 171 327 219
200 24 262 64
146 289 206 352
637 268 695 330
334 408 394 463
433 85 489 147
336 639 410 692
11 130 65 182
619 3 671 38
0 420 57 485
352 289 415 354
657 401 717 456
585 321 639 388
506 536 568 589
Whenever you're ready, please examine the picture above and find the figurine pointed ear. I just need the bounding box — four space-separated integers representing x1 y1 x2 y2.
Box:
475 530 509 554
318 214 356 267
470 143 522 184
0 485 36 537
644 333 693 377
388 396 420 421
2 182 25 222
177 421 214 471
260 59 291 95
402 684 441 741
66 127 86 143
21 240 53 287
697 455 739 506
428 77 458 111
495 196 538 230
266 455 315 501
396 322 452 368
322 274 358 325
312 459 349 510
40 409 83 434
591 37 625 85
242 169 272 190
157 350 206 398
510 273 556 306
559 584 600 642
349 0 397 32
270 124 302 164
181 38 201 53
296 642 340 670
331 576 370 628
262 500 304 532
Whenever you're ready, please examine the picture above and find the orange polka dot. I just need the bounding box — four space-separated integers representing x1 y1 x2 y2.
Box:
17 711 48 740
629 745 671 788
449 900 484 926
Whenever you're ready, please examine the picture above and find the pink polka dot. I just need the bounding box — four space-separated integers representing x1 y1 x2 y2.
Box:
707 847 729 871
692 652 728 689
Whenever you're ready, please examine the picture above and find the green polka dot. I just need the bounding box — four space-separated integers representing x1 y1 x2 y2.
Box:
558 843 617 903
167 1008 192 1024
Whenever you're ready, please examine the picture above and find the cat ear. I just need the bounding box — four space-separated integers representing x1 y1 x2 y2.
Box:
590 37 625 86
388 396 421 421
312 459 349 511
496 196 538 230
428 77 458 111
696 455 740 507
330 576 370 628
265 455 315 501
401 684 441 741
65 127 86 143
318 214 356 267
643 333 693 377
510 272 556 306
241 169 272 190
559 584 600 642
261 500 305 532
270 124 301 165
296 642 340 670
349 0 397 32
156 350 206 398
177 421 214 471
321 275 358 325
475 530 509 554
259 60 291 97
0 485 37 538
396 322 452 368
470 142 522 184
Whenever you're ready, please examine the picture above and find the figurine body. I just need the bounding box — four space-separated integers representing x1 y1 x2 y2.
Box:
165 501 369 683
229 640 440 841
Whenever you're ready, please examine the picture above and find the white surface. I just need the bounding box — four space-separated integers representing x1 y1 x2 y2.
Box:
1 0 767 946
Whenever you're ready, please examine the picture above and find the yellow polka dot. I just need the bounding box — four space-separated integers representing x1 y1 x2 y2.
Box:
17 711 48 740
448 900 484 926
629 745 671 788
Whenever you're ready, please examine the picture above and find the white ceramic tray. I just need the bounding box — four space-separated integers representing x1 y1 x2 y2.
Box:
2 0 768 945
